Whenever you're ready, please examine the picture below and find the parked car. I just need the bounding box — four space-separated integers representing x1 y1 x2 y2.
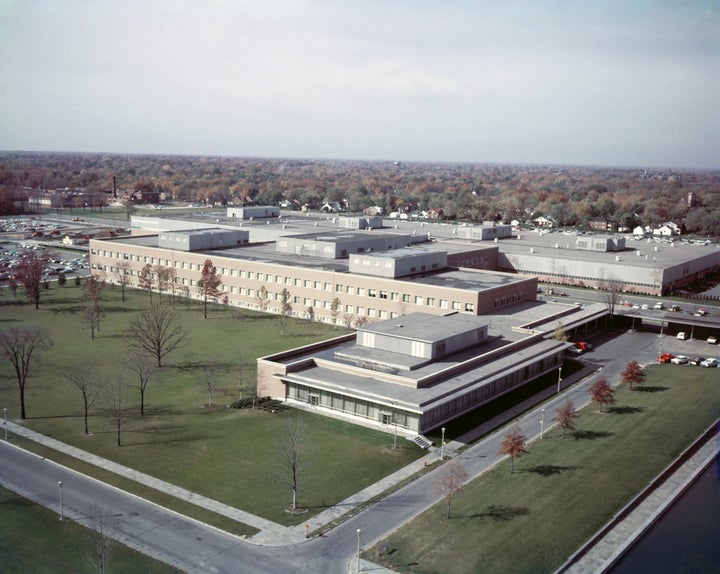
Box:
567 346 584 355
574 341 593 352
670 355 689 364
677 332 688 340
708 335 718 345
689 356 705 365
641 304 649 310
653 302 665 310
670 304 681 312
700 358 719 368
695 309 709 317
658 353 674 363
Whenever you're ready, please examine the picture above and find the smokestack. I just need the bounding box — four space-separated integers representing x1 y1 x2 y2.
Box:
112 176 117 198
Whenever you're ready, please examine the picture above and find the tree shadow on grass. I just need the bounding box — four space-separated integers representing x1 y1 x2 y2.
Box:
457 504 530 521
573 430 614 441
113 429 226 446
634 386 669 393
607 405 645 414
51 305 86 314
523 464 579 477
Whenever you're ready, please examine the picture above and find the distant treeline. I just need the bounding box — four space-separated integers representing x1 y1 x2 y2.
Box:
1 152 719 236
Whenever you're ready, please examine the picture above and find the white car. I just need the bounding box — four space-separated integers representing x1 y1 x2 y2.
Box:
677 332 688 340
670 355 689 364
700 358 719 368
708 336 718 345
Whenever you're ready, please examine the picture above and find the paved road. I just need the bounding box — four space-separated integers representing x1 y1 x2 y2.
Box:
0 330 668 573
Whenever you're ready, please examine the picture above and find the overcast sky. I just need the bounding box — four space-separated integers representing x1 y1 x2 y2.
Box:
2 1 719 168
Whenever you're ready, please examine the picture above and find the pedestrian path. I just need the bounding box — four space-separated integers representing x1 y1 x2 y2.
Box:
5 421 279 534
4 419 439 547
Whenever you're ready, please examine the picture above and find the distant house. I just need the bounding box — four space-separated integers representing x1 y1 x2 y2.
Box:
426 207 444 220
533 216 555 228
320 201 343 213
653 222 681 237
588 216 615 231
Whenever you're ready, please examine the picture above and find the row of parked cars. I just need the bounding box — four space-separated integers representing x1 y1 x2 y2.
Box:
659 353 719 367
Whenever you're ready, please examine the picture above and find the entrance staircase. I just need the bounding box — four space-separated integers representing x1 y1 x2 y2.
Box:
408 434 433 450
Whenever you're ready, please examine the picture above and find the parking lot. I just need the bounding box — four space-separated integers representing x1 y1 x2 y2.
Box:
0 216 92 284
656 332 720 368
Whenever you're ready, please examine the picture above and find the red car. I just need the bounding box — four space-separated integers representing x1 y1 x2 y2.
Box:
658 353 674 363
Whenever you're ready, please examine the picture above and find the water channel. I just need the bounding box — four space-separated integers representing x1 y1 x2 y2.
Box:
608 455 720 574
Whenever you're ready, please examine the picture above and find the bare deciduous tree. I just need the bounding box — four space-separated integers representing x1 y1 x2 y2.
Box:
275 417 312 510
437 460 469 518
106 377 129 447
0 325 53 419
66 366 103 434
598 276 625 316
127 354 155 415
82 274 105 340
205 359 218 407
15 249 52 309
124 304 186 367
84 501 118 574
137 263 153 303
116 261 131 303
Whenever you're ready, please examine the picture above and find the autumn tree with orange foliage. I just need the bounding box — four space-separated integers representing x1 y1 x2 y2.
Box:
621 360 645 390
498 425 528 474
555 400 579 437
589 377 616 412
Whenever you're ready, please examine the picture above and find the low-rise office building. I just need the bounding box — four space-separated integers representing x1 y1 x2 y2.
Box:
89 230 534 325
258 303 606 435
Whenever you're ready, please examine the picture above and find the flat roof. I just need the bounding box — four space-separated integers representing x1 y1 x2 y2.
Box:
360 312 487 343
400 268 532 291
498 230 720 269
280 336 565 410
283 231 409 243
98 234 528 289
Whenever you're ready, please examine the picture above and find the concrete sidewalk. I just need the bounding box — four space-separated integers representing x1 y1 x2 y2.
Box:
4 419 440 547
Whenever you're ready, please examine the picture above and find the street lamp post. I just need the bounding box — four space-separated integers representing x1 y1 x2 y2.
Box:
3 408 6 440
440 427 446 460
540 408 545 439
58 481 64 521
557 366 563 394
356 528 362 573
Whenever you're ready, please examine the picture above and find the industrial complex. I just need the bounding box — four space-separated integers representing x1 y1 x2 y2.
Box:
88 208 718 436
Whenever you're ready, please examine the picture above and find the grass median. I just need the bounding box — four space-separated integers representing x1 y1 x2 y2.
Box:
0 485 181 574
367 364 720 573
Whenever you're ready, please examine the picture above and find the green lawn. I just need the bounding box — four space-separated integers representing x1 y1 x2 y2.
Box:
368 365 720 573
0 284 423 529
0 486 181 574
